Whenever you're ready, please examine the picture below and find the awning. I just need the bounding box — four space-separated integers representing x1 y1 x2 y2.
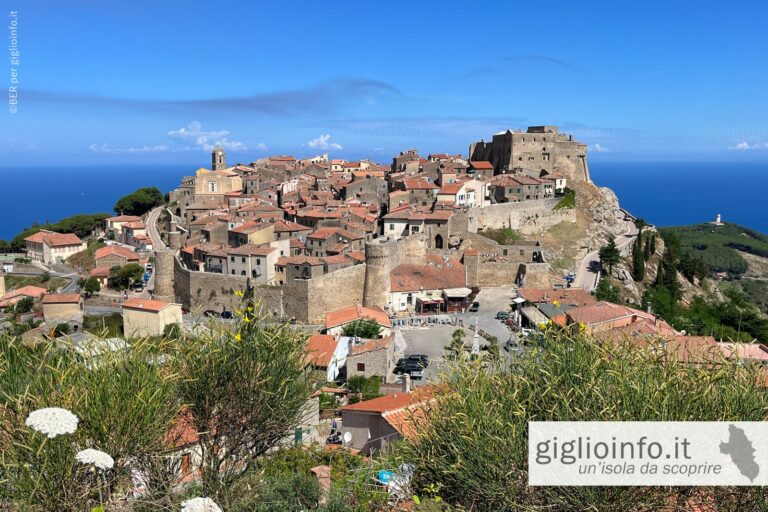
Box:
512 297 527 304
520 306 549 326
443 287 472 298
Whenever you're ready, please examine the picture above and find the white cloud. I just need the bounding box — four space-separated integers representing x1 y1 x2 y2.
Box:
168 121 248 151
589 143 610 153
90 121 263 154
89 143 172 153
728 141 768 151
307 134 342 150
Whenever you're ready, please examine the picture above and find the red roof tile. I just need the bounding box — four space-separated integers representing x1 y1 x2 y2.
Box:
122 298 175 312
25 230 83 247
42 293 81 304
305 334 338 368
324 305 392 329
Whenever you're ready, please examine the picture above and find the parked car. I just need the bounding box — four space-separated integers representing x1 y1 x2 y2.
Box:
221 310 234 320
495 311 511 320
394 356 428 377
468 302 480 312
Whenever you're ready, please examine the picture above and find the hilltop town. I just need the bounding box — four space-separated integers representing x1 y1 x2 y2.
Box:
2 127 768 509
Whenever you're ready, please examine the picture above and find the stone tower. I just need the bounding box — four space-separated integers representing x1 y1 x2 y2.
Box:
212 146 226 171
363 240 395 309
153 250 175 303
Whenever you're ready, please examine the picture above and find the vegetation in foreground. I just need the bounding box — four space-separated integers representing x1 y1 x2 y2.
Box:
394 330 768 511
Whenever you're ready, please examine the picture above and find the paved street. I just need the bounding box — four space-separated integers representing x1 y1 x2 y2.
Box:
574 216 639 292
453 286 518 342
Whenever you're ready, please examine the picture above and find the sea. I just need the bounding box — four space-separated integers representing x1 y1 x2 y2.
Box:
0 161 766 240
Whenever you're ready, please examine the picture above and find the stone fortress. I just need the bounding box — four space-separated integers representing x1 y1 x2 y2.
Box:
155 127 593 324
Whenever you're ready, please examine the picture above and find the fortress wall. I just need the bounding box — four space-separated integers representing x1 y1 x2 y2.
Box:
467 199 576 235
306 263 366 324
518 263 552 289
174 255 248 312
554 145 590 182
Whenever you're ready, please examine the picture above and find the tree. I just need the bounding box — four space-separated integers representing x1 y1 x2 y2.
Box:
341 318 381 339
631 236 645 281
594 278 621 303
109 263 144 290
13 296 34 314
113 187 164 216
347 375 381 403
446 329 466 360
83 276 101 296
598 236 621 282
172 300 314 500
633 217 648 237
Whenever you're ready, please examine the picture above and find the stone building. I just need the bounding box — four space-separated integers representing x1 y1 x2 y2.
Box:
345 336 396 383
122 298 183 338
94 245 140 268
24 230 86 264
41 294 83 323
469 126 590 183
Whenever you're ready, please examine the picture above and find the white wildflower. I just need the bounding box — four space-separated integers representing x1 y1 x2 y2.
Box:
181 497 223 512
25 407 79 438
76 448 114 470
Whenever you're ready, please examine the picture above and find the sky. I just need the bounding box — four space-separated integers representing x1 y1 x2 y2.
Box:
3 0 768 166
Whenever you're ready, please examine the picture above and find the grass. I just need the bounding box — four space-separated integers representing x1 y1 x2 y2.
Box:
66 238 106 271
5 274 68 292
480 227 524 245
83 313 123 338
553 188 575 209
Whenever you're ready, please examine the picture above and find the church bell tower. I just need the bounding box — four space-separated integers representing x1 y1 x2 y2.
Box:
212 146 226 171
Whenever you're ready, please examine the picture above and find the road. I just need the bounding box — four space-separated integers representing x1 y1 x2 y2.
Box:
140 206 167 299
574 217 639 292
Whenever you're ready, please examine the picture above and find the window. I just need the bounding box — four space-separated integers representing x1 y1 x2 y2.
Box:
520 250 525 256
241 270 246 276
241 257 246 263
357 362 366 372
256 258 261 265
231 270 235 275
230 256 234 262
208 182 217 193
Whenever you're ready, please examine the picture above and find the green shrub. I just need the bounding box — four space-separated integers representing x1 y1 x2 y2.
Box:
394 331 768 511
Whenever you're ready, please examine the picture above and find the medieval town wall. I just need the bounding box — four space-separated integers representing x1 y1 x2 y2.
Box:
467 199 576 235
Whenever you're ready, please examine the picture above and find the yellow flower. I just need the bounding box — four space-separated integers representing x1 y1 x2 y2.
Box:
234 333 241 342
553 300 560 307
246 306 253 312
234 290 244 298
243 316 251 323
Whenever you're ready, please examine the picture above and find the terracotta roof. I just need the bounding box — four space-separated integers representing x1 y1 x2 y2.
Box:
0 285 47 307
228 243 276 256
229 221 272 234
24 230 83 247
517 288 596 306
106 215 141 222
438 183 463 194
325 305 392 329
274 220 311 233
382 206 454 221
470 161 494 170
290 239 305 249
95 245 139 261
402 177 439 190
305 334 338 368
567 302 676 335
89 266 112 278
347 250 366 262
349 337 392 356
123 221 146 230
122 298 175 312
341 386 435 413
276 255 324 266
42 293 81 304
308 227 340 240
322 254 352 266
390 255 466 293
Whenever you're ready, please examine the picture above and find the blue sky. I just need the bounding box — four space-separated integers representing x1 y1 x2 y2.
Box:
4 0 768 165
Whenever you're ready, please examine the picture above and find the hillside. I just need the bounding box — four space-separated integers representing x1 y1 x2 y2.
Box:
659 222 768 276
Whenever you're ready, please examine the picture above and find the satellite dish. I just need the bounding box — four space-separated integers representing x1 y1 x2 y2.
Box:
342 431 352 445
